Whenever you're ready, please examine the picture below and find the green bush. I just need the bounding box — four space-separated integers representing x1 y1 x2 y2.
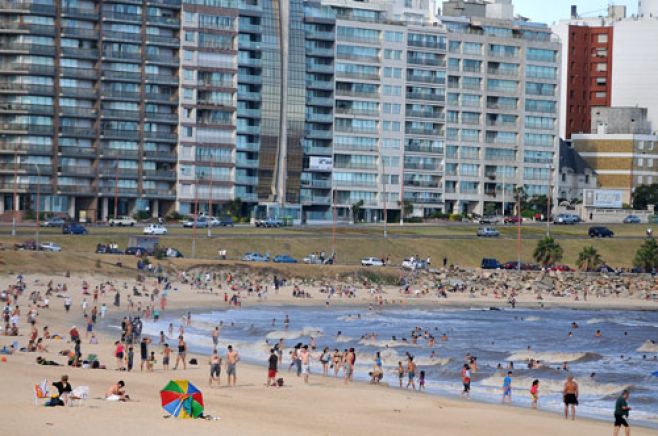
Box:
449 213 462 221
406 217 423 223
167 211 185 222
133 211 151 221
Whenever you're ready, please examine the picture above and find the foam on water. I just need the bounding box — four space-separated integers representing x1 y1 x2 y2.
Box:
637 340 658 353
480 375 629 397
506 351 601 364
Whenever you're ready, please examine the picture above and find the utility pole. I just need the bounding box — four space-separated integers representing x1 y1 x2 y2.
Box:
192 173 200 259
207 155 213 238
516 188 521 272
34 164 40 247
114 161 119 219
546 164 552 237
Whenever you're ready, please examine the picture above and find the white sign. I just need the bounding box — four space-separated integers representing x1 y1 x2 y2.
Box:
309 156 333 171
585 189 624 208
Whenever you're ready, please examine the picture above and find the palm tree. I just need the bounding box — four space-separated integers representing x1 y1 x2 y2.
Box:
576 246 603 271
634 237 658 272
533 236 563 266
351 200 364 223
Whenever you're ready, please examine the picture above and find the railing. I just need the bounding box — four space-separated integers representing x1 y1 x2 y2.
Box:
235 175 258 185
102 109 140 119
0 102 51 114
60 67 96 79
61 87 97 98
145 112 178 122
101 129 139 139
146 15 179 26
407 74 445 85
60 165 96 176
300 179 332 189
1 123 53 134
60 146 97 157
61 47 98 58
102 30 141 41
236 158 259 168
405 127 442 136
404 180 440 189
0 143 52 154
407 57 444 67
145 73 178 84
408 39 446 50
60 106 97 117
62 27 97 38
335 71 379 81
102 11 141 21
62 6 98 19
307 97 334 107
333 162 377 170
145 53 178 64
146 34 179 45
406 110 443 120
406 92 444 102
144 150 176 161
405 144 443 154
335 89 379 99
144 131 177 141
306 113 333 123
404 162 441 171
101 89 140 99
101 148 138 158
301 195 331 205
143 169 176 180
103 50 141 60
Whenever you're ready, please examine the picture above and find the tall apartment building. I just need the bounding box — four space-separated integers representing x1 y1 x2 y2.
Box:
0 0 180 219
441 0 561 216
554 1 658 139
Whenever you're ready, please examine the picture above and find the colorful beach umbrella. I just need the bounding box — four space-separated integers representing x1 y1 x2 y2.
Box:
160 380 204 419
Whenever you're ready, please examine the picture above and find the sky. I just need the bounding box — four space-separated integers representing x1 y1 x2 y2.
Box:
511 0 638 25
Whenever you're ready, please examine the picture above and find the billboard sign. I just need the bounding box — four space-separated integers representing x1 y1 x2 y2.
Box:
584 189 624 209
309 156 333 171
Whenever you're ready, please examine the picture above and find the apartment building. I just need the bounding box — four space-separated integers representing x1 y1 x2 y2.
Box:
442 0 561 216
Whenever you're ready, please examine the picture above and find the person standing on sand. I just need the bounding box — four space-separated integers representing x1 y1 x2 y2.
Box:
333 349 342 377
530 379 539 409
209 350 222 386
344 348 355 384
212 326 220 349
114 341 125 371
502 371 513 403
226 344 240 386
162 343 171 370
563 374 579 420
398 361 405 388
267 348 279 387
300 345 311 384
461 364 471 399
613 390 632 436
173 335 187 370
406 356 417 391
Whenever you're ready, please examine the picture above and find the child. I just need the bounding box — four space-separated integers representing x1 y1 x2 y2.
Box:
419 370 426 391
162 343 171 370
127 346 134 372
147 351 155 372
398 361 404 388
530 379 539 409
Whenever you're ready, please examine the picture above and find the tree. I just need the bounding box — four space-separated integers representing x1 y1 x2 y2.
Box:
351 200 364 223
634 237 658 271
533 236 563 266
576 246 603 271
398 200 413 218
632 184 658 210
224 198 243 218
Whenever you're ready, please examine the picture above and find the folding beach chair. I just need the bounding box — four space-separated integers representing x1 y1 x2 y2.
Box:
34 379 49 405
70 386 89 407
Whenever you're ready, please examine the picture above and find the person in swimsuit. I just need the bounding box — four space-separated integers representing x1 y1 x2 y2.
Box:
530 379 539 409
319 347 330 376
406 356 417 391
398 361 405 388
174 336 186 370
226 345 240 386
162 343 171 370
461 364 471 399
502 371 513 403
300 345 311 384
563 374 579 420
209 350 222 386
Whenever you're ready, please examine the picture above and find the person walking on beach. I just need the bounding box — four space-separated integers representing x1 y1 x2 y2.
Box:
64 296 72 313
320 347 330 375
267 348 279 387
461 364 471 399
502 371 513 403
173 336 187 370
300 345 311 384
333 349 343 377
530 379 540 409
406 356 417 391
563 374 579 420
398 361 405 388
212 326 220 349
162 343 171 370
226 345 240 387
209 350 222 386
613 390 631 436
114 341 125 371
344 348 355 384
139 337 150 371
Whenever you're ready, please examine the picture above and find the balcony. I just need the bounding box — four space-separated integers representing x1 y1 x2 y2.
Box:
62 27 98 39
303 145 332 155
304 129 332 139
333 162 377 170
143 169 176 180
406 110 444 120
237 124 260 135
307 96 333 107
145 73 178 85
101 148 138 158
59 146 97 157
146 112 178 122
235 175 258 185
405 127 442 136
146 34 179 46
407 57 444 67
98 187 139 196
60 106 97 117
301 195 331 205
144 150 176 162
0 102 52 115
407 73 445 85
237 108 260 118
146 15 179 27
404 144 443 154
147 0 182 7
305 80 334 91
59 126 97 138
61 47 98 59
145 53 179 65
144 131 177 141
102 11 141 22
101 89 140 100
59 165 96 177
144 92 176 103
56 185 92 194
332 142 377 153
239 22 260 33
237 90 260 101
236 142 259 152
406 92 444 103
335 89 379 99
306 63 334 74
61 87 97 98
238 57 262 68
102 109 140 119
335 71 379 81
408 39 446 50
335 53 378 63
62 6 99 19
301 179 332 189
0 63 55 75
102 70 141 82
404 162 441 171
101 129 139 140
306 113 333 123
0 123 53 134
100 167 138 178
0 182 53 193
238 73 262 85
404 180 440 189
103 50 141 61
0 42 54 55
308 47 335 58
102 30 141 42
236 157 259 168
0 142 52 155
60 67 96 79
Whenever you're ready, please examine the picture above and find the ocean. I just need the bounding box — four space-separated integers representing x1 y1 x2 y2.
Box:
137 306 658 427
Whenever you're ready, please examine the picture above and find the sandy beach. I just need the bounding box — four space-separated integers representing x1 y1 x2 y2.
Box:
1 268 657 436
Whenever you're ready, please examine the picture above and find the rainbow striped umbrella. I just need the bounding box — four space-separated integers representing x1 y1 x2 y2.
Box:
160 380 204 419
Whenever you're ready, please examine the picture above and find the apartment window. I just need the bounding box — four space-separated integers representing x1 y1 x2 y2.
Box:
595 91 607 99
383 138 400 149
184 12 194 23
448 58 460 71
383 103 400 114
383 121 400 132
384 49 402 60
185 127 193 137
384 31 403 43
637 175 644 184
638 157 644 166
183 69 194 80
596 63 607 72
183 88 193 99
383 85 401 96
185 31 195 42
449 41 461 53
597 34 608 43
183 50 193 61
648 159 654 167
384 67 402 78
405 0 412 7
595 77 607 86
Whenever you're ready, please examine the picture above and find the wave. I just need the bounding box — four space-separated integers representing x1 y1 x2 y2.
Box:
525 316 541 322
506 351 602 364
336 335 354 343
264 326 323 341
414 356 451 366
585 318 608 325
479 375 629 397
637 340 658 353
358 338 420 348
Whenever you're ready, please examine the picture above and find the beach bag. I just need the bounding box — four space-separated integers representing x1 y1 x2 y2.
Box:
276 378 284 387
189 358 198 365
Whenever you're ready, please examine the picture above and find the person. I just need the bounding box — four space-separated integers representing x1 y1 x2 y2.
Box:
563 374 579 420
126 346 134 372
140 337 150 371
461 364 471 399
300 345 311 384
502 371 513 403
344 348 355 384
267 348 278 387
226 345 240 387
398 361 405 388
419 370 426 391
106 380 129 401
173 336 186 370
147 351 155 372
114 341 124 370
614 390 631 436
52 375 73 405
319 347 330 376
212 326 220 348
406 356 417 391
209 350 222 386
530 379 540 409
162 343 171 370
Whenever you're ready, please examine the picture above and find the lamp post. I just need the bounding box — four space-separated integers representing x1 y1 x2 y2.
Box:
379 147 387 239
114 161 119 219
34 164 40 248
192 172 201 259
207 156 213 239
501 171 505 218
546 164 552 237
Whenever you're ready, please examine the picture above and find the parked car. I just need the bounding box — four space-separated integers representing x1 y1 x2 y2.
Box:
42 216 66 227
623 215 641 224
256 217 283 228
478 215 499 224
96 244 123 254
143 224 167 235
589 226 614 238
401 258 428 270
63 223 88 235
217 217 234 227
548 264 574 272
502 261 540 271
182 216 219 228
476 226 500 237
302 253 333 265
109 215 136 226
554 213 580 225
14 239 38 250
241 252 270 262
481 258 501 269
40 242 62 252
503 216 523 224
125 246 153 256
273 254 297 263
165 247 183 258
361 257 384 267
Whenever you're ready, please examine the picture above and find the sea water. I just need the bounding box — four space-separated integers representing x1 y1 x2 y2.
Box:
139 306 658 427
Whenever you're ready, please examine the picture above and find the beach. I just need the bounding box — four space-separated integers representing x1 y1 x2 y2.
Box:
1 267 657 436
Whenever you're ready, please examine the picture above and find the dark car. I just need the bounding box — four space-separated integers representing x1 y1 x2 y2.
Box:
218 217 234 227
481 258 500 269
588 226 614 238
273 254 297 263
42 216 66 227
62 223 87 235
165 247 184 258
622 215 641 224
125 246 153 256
502 261 540 271
96 244 123 254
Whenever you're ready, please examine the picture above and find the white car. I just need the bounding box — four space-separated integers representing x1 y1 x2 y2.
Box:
40 242 62 252
143 224 167 235
361 257 384 267
109 215 136 226
402 258 428 270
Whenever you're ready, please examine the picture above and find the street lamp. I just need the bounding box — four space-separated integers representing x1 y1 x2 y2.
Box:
207 155 213 239
192 171 201 259
546 164 552 237
34 163 40 248
379 146 387 239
